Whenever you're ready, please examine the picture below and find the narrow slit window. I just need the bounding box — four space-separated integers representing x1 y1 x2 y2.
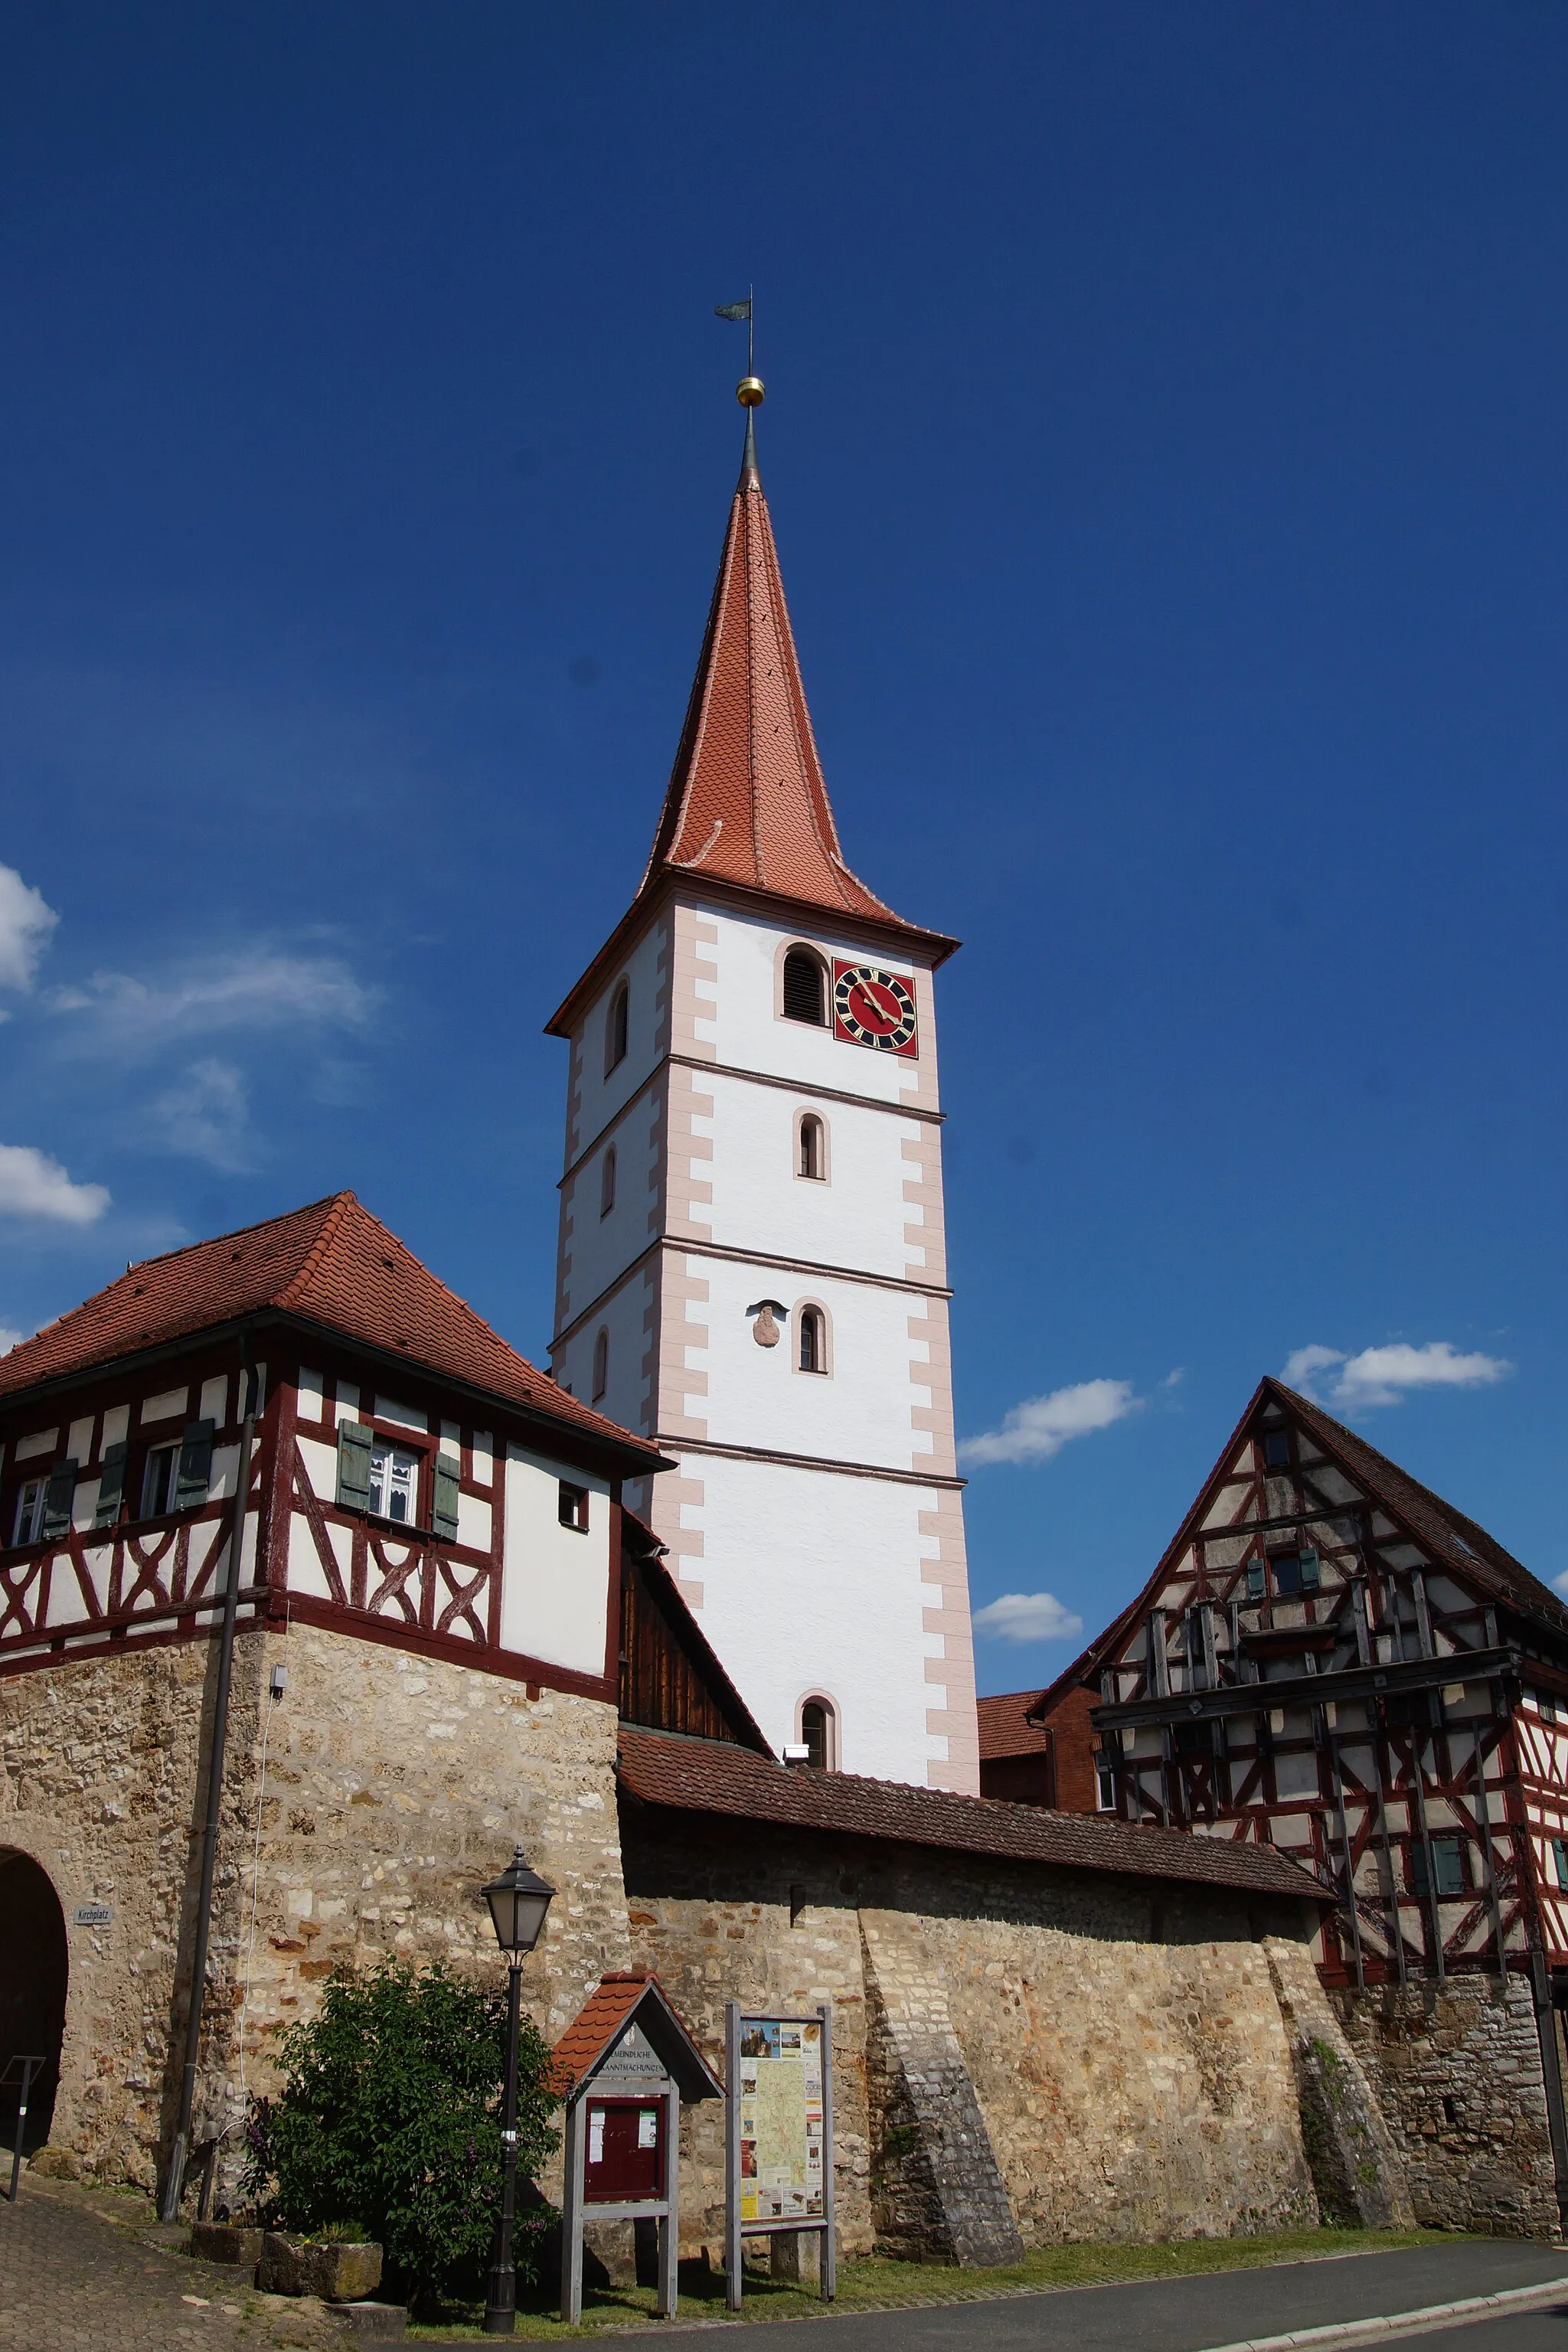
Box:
600 1146 617 1218
798 1306 825 1375
782 949 825 1025
798 1114 825 1181
592 1328 609 1403
1094 1751 1116 1811
605 981 629 1073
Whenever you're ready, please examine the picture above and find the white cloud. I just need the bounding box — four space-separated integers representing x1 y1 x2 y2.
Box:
0 1325 24 1355
147 1058 252 1169
48 949 375 1053
1555 1570 1568 1601
960 1377 1140 1467
0 1143 109 1223
972 1591 1086 1644
1282 1341 1511 1410
0 864 58 991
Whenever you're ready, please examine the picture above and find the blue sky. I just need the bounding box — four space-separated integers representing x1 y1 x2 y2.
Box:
3 3 1566 1690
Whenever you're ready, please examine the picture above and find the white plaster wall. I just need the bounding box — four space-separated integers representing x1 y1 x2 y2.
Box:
687 1450 947 1779
501 1444 611 1676
559 1089 664 1325
698 1071 929 1280
552 1264 657 1438
690 1255 926 1469
692 901 936 1099
567 915 668 1164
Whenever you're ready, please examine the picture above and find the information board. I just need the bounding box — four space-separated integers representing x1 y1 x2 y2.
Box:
737 2017 825 2222
724 2002 836 2309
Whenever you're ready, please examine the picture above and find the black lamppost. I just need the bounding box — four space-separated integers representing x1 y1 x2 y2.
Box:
482 1846 556 2336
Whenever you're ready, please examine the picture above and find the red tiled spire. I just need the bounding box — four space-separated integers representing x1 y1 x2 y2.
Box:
639 417 914 929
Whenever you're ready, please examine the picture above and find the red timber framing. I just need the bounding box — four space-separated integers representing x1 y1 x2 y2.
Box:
0 1197 671 1703
1060 1379 1568 1997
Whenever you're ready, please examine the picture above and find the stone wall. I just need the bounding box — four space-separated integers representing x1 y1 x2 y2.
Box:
620 1811 1335 2259
1331 1976 1560 2236
0 1620 629 2197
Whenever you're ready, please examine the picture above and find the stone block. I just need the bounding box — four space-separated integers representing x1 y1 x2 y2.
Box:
190 2220 265 2268
328 2301 407 2340
257 2233 384 2301
25 2146 82 2180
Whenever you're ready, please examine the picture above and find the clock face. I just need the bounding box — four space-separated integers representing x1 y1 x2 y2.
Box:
831 962 919 1057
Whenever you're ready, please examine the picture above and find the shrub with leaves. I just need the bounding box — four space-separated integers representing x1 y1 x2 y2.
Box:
243 1958 560 2311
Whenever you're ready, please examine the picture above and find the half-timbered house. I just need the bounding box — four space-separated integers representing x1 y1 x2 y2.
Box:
1016 1375 1568 2228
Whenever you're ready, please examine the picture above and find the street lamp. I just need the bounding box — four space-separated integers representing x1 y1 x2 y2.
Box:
482 1845 556 2336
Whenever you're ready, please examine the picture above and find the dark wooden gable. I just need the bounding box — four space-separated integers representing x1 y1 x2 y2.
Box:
618 1527 771 1754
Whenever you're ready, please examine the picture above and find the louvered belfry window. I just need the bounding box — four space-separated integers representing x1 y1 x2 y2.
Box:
782 949 825 1025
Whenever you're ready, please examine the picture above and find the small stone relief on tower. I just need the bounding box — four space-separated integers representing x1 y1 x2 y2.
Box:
748 1299 786 1349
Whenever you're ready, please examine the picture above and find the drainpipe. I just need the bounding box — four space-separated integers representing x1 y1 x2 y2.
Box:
161 1344 258 2220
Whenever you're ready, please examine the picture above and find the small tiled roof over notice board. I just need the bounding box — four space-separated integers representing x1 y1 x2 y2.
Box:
550 1970 723 2103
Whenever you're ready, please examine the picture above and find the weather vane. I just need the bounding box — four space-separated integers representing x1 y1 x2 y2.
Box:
715 288 764 408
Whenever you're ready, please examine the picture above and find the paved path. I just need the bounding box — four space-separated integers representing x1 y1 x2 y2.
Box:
0 2175 342 2352
585 2247 1568 2352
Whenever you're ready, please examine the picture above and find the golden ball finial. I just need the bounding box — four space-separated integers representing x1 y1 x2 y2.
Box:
737 376 766 408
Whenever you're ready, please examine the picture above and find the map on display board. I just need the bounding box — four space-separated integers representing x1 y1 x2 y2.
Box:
737 2017 825 2223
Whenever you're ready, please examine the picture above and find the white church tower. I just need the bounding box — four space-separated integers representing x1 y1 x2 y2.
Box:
547 396 979 1792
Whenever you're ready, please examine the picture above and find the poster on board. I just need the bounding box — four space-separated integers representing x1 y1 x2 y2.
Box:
737 2017 825 2223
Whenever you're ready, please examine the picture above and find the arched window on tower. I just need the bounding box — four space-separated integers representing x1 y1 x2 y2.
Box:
799 1696 837 1771
592 1328 609 1403
782 947 827 1026
605 980 629 1074
600 1146 617 1218
797 1305 826 1376
797 1112 825 1181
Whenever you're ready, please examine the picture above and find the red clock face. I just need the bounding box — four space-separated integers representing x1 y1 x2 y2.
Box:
831 962 919 1057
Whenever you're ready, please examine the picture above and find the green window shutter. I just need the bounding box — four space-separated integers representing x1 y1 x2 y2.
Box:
175 1419 217 1511
43 1459 80 1540
1299 1548 1321 1591
95 1441 129 1529
433 1454 461 1543
336 1420 374 1511
1246 1562 1266 1600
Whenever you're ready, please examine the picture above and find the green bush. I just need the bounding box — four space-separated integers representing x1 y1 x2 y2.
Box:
243 1958 560 2311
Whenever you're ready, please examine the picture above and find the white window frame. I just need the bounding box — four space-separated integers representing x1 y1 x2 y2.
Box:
368 1439 423 1527
11 1477 46 1547
141 1442 181 1520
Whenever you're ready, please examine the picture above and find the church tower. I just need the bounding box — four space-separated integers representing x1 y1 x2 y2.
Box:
547 399 979 1792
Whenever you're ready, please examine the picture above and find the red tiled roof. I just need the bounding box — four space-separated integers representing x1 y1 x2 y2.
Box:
550 1969 724 2102
976 1690 1053 1761
0 1192 668 1468
616 1727 1328 1901
639 423 951 946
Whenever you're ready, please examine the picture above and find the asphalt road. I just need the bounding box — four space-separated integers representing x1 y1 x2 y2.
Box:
641 2245 1568 2352
1383 2314 1568 2352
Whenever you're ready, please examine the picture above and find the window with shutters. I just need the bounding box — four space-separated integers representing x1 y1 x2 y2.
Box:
600 1147 616 1218
605 981 629 1074
95 1440 129 1529
559 1481 590 1532
592 1328 609 1403
1410 1837 1466 1899
11 1478 46 1547
368 1440 422 1525
781 946 827 1026
1553 1838 1568 1892
142 1444 181 1517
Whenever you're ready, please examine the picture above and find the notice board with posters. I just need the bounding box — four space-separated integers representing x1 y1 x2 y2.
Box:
724 2003 836 2309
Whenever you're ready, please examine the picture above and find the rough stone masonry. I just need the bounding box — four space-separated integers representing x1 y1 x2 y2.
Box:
4 1619 1558 2256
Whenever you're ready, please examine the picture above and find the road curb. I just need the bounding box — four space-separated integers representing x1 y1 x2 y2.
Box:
1194 2273 1568 2352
